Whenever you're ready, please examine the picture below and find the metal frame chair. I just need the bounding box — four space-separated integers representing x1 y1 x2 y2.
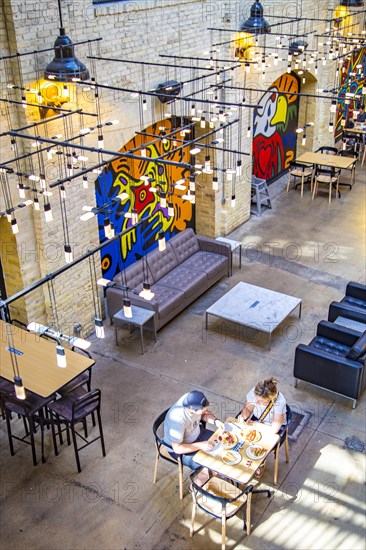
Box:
312 165 340 203
337 149 358 189
152 408 184 499
189 469 266 550
48 388 106 473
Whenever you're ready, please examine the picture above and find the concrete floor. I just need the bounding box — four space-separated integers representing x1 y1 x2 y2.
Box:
1 165 365 550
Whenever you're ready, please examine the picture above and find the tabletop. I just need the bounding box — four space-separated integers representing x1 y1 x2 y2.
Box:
113 305 155 326
0 320 95 397
296 152 357 170
194 417 280 485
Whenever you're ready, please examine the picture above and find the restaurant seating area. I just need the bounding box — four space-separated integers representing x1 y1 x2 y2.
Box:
1 164 365 549
1 1 366 549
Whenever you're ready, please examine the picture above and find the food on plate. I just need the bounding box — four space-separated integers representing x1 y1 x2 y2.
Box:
252 446 268 457
222 450 242 465
217 431 237 449
244 429 261 443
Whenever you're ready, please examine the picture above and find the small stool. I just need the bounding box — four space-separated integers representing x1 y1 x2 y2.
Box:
251 176 272 216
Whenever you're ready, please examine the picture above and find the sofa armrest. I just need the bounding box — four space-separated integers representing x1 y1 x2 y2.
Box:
346 282 366 301
328 301 366 324
294 344 365 400
196 235 231 258
316 320 361 346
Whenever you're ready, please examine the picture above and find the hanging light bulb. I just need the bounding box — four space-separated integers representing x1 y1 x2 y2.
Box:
329 121 334 133
33 196 40 211
98 134 104 149
330 100 337 113
104 217 112 239
247 126 251 138
64 244 73 263
236 160 242 176
94 317 105 339
139 282 154 301
44 202 53 222
212 175 219 191
60 185 66 199
158 230 166 252
14 376 26 400
21 96 27 108
18 183 25 199
204 155 211 171
287 63 291 74
56 345 67 368
142 99 147 111
160 192 167 208
191 104 196 116
82 175 88 188
231 195 236 208
168 202 174 217
11 217 18 235
189 177 195 191
141 148 147 157
131 209 138 225
200 116 206 128
302 134 306 146
123 298 133 318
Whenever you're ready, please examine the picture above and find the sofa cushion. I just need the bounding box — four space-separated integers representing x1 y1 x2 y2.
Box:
148 283 186 318
346 331 366 361
342 296 366 310
158 266 207 299
146 242 179 283
113 260 146 290
310 336 350 357
180 251 228 280
169 228 200 263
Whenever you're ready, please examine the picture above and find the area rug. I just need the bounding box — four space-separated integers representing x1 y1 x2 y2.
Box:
288 410 312 442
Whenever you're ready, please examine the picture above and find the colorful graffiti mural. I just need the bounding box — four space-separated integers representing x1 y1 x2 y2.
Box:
96 118 194 279
252 73 300 182
335 47 366 141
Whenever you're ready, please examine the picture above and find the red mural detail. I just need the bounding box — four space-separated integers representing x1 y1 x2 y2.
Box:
253 133 285 180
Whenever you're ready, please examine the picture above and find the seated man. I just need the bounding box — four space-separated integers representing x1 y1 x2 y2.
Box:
164 390 224 473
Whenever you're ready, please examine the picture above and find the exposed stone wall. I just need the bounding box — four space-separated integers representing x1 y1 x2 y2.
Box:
0 0 343 331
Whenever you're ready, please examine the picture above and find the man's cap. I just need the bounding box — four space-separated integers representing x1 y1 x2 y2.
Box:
183 390 209 410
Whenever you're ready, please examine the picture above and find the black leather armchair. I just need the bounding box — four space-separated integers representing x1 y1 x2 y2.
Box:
328 282 366 324
294 321 366 408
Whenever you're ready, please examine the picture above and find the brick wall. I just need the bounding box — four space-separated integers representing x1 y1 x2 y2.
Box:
0 0 344 331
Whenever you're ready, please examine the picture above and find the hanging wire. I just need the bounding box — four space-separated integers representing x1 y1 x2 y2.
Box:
47 278 60 334
89 255 102 319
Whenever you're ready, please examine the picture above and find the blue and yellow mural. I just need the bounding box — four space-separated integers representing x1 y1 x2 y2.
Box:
96 118 194 279
252 73 300 182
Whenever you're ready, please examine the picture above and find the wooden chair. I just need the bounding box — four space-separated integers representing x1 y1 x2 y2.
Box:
152 408 184 499
273 404 292 484
48 388 106 473
286 161 313 196
189 470 258 550
337 150 358 189
312 165 340 203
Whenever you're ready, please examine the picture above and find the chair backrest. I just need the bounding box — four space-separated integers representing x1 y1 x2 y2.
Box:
152 408 172 448
72 389 101 421
191 470 253 510
71 346 92 359
289 161 310 171
337 150 358 159
315 146 338 155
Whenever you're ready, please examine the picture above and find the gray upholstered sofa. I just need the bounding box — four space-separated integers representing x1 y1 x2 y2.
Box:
106 228 232 331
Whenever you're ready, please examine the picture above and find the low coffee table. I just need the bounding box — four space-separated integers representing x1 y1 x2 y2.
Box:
205 281 302 349
113 306 157 354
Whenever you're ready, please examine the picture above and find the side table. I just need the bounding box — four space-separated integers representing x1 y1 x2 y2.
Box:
113 306 157 354
216 236 242 276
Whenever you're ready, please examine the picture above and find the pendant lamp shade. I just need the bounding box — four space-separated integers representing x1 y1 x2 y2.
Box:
240 1 270 34
44 28 90 82
340 0 364 6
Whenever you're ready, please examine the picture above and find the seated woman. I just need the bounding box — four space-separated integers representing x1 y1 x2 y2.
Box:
238 377 286 477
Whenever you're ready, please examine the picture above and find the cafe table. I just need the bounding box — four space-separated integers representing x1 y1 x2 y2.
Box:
296 151 358 188
0 320 95 397
194 417 280 486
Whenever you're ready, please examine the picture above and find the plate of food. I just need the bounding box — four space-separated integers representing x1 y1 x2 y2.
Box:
217 431 237 449
246 445 268 460
244 428 262 444
222 450 242 465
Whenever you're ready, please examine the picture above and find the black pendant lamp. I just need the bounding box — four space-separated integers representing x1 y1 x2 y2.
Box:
340 0 364 6
240 1 270 34
44 0 90 82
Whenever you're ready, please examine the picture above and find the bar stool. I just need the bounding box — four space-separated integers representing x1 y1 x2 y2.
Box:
251 176 272 217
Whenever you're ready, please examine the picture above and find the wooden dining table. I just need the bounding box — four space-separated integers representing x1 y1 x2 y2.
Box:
296 151 358 189
194 417 280 486
0 320 94 397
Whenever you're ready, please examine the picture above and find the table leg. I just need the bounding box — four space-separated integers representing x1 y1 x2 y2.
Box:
299 302 302 319
140 325 144 354
115 322 118 345
268 332 271 350
239 244 242 269
205 312 208 330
